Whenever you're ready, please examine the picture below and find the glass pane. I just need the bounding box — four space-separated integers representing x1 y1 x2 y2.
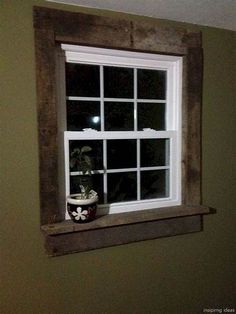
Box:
107 140 136 169
137 69 166 100
104 102 134 131
70 174 104 204
104 66 134 98
141 139 169 167
69 140 103 171
66 63 100 97
108 172 137 203
141 170 169 199
67 101 101 131
138 102 165 130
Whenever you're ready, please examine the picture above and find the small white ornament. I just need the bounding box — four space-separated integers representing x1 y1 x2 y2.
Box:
72 206 88 221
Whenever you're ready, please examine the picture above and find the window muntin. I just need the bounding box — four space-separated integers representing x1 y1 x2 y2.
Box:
61 45 182 216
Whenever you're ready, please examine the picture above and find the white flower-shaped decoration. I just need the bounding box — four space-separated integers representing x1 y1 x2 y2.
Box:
72 206 88 221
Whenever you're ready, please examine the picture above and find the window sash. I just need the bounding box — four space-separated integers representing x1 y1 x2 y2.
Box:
64 130 181 216
62 44 182 132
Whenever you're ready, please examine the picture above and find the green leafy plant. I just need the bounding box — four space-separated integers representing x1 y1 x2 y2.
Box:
70 146 96 199
70 146 92 174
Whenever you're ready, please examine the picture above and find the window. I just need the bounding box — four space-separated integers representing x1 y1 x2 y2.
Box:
59 45 182 216
34 7 210 256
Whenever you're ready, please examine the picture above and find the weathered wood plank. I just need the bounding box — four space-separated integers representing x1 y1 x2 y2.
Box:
34 28 63 224
41 205 210 235
45 215 202 256
181 57 188 204
132 20 188 54
183 31 202 48
185 47 203 204
34 6 132 50
33 6 200 54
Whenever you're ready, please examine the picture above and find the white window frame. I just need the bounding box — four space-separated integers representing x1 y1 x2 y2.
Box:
61 44 182 217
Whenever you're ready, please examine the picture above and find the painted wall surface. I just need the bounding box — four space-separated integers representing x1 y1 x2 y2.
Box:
1 1 235 313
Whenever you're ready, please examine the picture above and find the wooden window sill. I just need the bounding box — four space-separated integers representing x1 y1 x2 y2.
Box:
41 205 211 256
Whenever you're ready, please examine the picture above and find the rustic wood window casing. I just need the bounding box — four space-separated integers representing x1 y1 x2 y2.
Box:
33 6 210 256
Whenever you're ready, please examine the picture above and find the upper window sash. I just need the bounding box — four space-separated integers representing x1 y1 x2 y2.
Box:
61 44 183 132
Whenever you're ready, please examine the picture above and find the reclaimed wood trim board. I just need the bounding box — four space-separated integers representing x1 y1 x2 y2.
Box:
33 6 206 255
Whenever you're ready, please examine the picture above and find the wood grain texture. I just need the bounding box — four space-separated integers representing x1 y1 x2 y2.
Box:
34 6 132 49
41 205 209 235
132 21 188 55
33 6 204 254
34 28 63 224
44 215 202 256
185 47 203 204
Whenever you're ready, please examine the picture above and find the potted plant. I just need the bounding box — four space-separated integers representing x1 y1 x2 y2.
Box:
67 146 98 223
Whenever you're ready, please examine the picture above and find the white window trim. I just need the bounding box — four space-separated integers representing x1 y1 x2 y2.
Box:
60 44 182 218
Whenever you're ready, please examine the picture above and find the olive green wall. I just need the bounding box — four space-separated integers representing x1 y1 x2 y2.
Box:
1 1 235 313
